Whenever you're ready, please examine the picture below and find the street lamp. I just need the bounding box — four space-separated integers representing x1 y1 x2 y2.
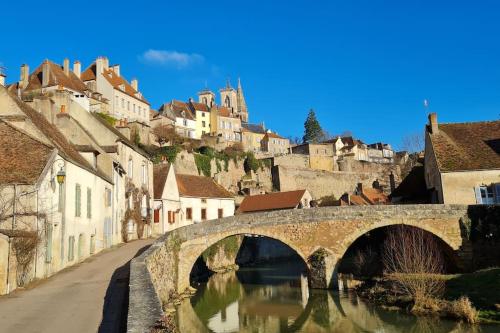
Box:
56 167 66 185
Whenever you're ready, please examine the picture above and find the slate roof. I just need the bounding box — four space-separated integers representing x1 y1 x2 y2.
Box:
153 164 171 199
0 121 53 184
237 190 307 213
241 123 266 134
429 120 500 172
176 174 233 199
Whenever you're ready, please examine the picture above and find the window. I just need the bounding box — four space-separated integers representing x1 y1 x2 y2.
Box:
218 209 223 219
202 130 206 135
115 96 118 107
475 185 497 204
133 104 136 113
183 119 188 126
154 209 160 223
121 98 124 108
141 164 147 185
201 208 207 220
86 188 92 219
75 184 81 217
202 112 205 117
68 236 75 261
128 159 133 177
202 121 206 127
186 208 192 220
127 101 130 111
105 188 112 207
45 223 53 263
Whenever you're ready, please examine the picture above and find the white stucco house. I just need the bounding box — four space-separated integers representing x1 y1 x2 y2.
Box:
153 164 235 233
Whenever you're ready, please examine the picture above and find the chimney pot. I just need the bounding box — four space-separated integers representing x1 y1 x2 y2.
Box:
60 105 66 113
63 58 70 76
357 182 363 193
131 78 138 91
0 71 5 87
73 61 81 78
111 64 120 77
20 64 29 89
42 60 50 87
428 113 438 134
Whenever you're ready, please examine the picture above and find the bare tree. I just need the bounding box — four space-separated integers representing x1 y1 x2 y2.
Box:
400 132 424 153
382 225 445 302
152 124 182 146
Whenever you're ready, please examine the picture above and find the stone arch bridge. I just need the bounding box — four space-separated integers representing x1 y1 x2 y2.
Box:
128 205 472 332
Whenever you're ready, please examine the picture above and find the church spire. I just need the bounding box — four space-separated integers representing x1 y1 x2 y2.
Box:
236 77 248 122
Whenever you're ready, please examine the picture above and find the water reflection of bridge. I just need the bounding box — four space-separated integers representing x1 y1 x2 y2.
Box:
178 270 481 333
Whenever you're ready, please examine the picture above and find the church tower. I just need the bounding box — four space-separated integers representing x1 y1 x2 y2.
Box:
236 78 248 122
219 79 238 112
198 89 215 107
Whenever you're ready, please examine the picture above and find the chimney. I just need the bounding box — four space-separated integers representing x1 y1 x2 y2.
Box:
42 60 50 87
357 182 363 194
63 58 70 76
111 64 120 77
428 113 438 134
103 57 109 70
20 64 29 89
0 70 5 87
96 57 104 74
131 78 138 91
73 61 81 78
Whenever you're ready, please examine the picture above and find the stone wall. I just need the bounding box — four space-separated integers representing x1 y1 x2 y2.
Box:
274 165 380 200
172 150 273 194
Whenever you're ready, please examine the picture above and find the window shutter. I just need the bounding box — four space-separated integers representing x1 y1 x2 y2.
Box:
154 209 160 223
75 185 81 217
87 188 92 219
474 187 482 204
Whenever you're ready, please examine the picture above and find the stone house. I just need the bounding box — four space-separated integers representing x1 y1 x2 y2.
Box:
158 100 197 139
188 100 211 138
261 132 290 155
0 87 113 294
424 113 500 204
6 59 108 113
241 122 266 152
81 57 150 124
292 143 334 171
339 183 389 206
211 106 242 144
153 163 235 232
328 136 394 164
237 189 312 213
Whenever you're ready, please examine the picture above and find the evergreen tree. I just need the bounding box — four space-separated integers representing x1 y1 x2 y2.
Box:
302 109 323 143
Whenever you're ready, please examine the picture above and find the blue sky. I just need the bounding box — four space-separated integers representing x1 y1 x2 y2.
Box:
1 0 499 148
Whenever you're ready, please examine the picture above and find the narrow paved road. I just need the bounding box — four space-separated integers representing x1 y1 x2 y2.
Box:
0 238 154 333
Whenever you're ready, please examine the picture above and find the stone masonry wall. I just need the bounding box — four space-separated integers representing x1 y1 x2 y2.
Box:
275 165 380 199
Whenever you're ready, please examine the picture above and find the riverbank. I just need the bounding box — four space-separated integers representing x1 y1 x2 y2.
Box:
356 267 500 324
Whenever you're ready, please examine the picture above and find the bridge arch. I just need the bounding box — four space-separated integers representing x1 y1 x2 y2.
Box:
176 229 311 293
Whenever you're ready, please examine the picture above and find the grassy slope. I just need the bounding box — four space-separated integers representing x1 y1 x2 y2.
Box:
444 268 500 322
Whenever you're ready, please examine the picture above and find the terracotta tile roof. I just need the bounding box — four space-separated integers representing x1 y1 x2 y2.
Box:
189 101 209 112
176 174 233 199
23 60 88 93
237 190 306 213
3 88 112 183
81 63 149 105
263 132 285 140
429 121 500 172
153 163 171 199
0 121 54 184
349 194 370 205
361 188 389 204
217 106 232 117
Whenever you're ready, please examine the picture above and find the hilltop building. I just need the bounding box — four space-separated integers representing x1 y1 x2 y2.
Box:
424 113 500 204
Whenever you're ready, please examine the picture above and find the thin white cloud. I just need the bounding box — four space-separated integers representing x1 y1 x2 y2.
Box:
139 49 204 69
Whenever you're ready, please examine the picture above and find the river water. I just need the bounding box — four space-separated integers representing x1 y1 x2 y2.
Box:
176 261 497 333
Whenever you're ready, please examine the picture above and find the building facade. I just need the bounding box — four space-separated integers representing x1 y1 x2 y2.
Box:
424 113 500 204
